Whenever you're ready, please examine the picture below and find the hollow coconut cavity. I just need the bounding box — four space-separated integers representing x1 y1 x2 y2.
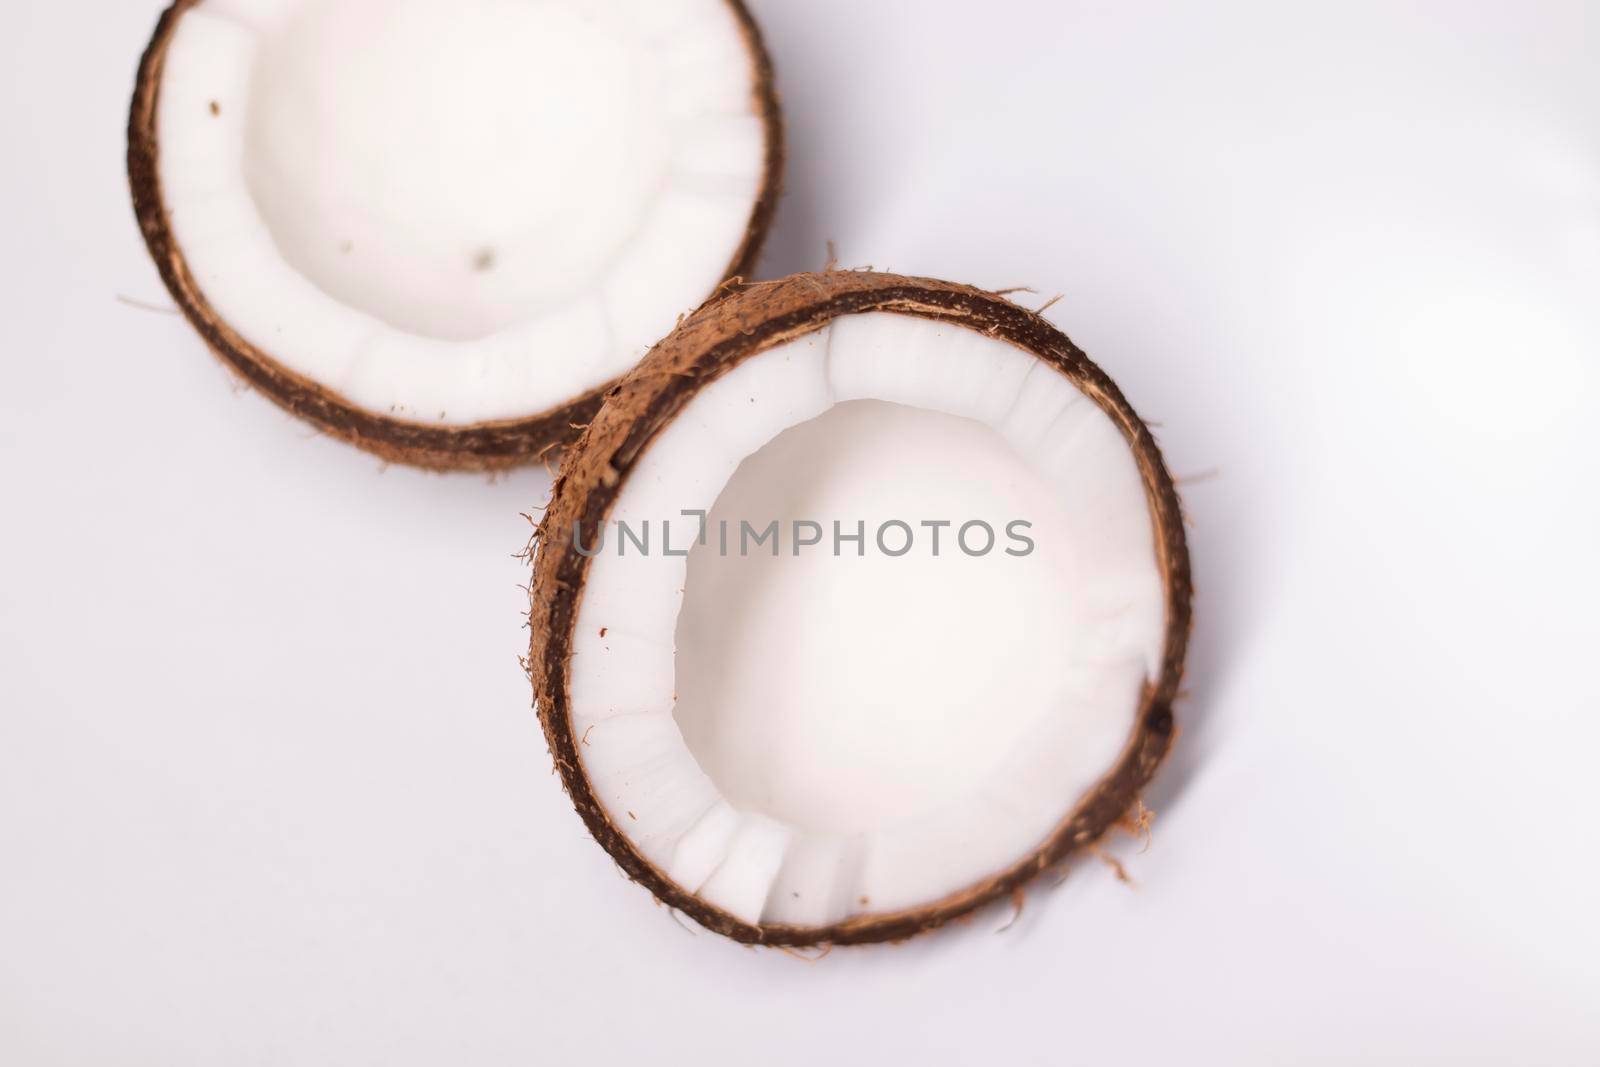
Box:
529 271 1192 946
128 0 781 469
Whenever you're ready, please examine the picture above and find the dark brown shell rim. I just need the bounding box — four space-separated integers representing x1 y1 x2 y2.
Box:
528 270 1193 946
126 0 785 472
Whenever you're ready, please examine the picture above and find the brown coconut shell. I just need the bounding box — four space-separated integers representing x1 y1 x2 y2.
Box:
528 270 1194 946
126 0 785 472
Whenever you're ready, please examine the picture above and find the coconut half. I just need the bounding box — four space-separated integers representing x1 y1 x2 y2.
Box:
128 0 781 469
528 271 1192 945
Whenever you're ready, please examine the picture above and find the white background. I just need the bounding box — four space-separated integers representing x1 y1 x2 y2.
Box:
3 0 1597 1062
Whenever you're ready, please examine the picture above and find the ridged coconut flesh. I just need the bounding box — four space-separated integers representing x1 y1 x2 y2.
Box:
128 0 780 469
529 271 1192 945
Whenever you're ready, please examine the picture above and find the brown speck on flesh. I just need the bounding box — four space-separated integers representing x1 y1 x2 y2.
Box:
599 627 608 638
627 810 637 821
580 724 594 747
473 248 496 272
858 896 870 906
208 100 220 117
340 241 353 255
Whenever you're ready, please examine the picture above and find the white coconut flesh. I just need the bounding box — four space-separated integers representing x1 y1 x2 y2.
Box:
155 0 768 424
568 313 1167 927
